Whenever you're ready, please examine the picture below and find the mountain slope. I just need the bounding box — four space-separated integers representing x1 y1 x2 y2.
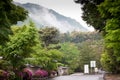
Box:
15 2 89 33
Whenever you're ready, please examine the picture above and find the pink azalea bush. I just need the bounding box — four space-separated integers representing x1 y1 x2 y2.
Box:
23 68 33 79
34 69 48 77
23 68 33 77
34 69 44 77
41 70 48 77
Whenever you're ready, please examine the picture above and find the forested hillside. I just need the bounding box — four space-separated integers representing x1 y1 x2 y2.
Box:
58 31 104 73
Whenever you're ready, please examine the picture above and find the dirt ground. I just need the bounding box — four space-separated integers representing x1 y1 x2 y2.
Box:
104 74 120 80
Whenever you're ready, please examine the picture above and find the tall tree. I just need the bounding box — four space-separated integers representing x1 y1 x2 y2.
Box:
98 0 120 73
39 27 60 49
74 0 105 31
0 0 28 45
60 42 80 73
26 41 63 70
4 23 38 70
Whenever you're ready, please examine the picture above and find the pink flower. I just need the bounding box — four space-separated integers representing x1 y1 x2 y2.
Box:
34 70 44 77
41 70 48 77
23 68 33 77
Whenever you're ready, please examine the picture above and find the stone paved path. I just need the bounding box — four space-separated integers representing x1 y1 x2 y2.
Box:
48 73 104 80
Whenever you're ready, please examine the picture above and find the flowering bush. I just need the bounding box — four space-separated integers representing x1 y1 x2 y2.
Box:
34 69 44 77
34 69 48 77
23 68 32 79
23 68 33 76
41 70 48 77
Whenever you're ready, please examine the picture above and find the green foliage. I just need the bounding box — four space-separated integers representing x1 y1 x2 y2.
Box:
59 32 71 43
39 27 59 47
60 31 103 43
0 0 28 45
28 47 63 70
98 0 120 19
60 42 80 72
46 49 63 70
23 27 63 71
4 23 38 69
0 60 11 70
101 52 114 72
77 39 104 71
8 71 15 80
98 0 120 73
59 31 104 72
78 42 95 70
74 0 105 31
60 42 80 64
0 21 104 74
92 39 105 67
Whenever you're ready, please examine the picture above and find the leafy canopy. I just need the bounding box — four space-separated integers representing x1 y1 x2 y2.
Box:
74 0 105 31
98 0 120 73
0 0 28 45
4 23 38 68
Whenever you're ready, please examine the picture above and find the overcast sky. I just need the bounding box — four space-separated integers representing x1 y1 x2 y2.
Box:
13 0 94 31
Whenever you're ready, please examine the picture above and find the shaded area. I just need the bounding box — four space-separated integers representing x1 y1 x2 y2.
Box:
104 74 120 80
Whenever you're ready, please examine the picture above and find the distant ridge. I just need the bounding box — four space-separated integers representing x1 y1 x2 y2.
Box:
15 2 89 33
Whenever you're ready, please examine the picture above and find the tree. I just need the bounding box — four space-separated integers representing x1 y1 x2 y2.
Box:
27 46 63 70
39 27 60 49
60 42 80 73
0 0 28 45
98 0 120 73
74 0 105 31
91 39 104 68
77 41 96 71
74 0 120 73
4 23 38 70
25 27 62 71
59 32 71 43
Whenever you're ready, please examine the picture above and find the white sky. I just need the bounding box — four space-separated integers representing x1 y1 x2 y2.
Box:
13 0 94 31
